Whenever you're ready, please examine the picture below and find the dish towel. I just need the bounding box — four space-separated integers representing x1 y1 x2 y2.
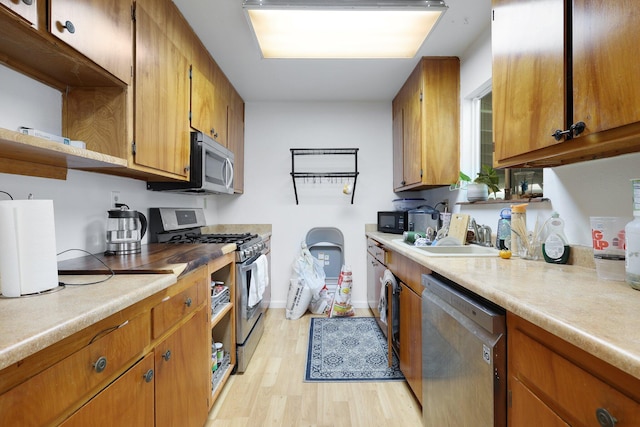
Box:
249 254 269 307
378 269 398 326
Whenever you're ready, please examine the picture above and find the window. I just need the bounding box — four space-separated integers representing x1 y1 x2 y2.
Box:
476 90 543 199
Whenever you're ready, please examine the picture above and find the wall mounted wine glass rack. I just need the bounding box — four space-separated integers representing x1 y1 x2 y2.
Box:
290 148 359 204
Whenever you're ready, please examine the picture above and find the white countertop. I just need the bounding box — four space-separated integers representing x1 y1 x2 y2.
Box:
0 274 176 371
367 230 640 380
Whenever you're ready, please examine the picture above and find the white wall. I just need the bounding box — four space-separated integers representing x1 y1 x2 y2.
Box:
216 102 397 307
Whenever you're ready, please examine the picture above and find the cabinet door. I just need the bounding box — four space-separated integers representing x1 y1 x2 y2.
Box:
155 308 210 427
1 0 38 26
399 282 422 404
394 63 422 190
50 0 132 84
59 353 155 427
492 0 566 162
134 0 190 178
509 377 570 427
190 65 217 138
572 0 640 137
228 101 244 193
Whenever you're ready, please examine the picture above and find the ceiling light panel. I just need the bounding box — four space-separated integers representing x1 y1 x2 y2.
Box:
243 0 448 59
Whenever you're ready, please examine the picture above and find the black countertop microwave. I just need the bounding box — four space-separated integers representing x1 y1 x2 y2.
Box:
377 211 408 234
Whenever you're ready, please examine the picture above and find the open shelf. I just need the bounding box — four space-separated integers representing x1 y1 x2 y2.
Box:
0 128 127 180
290 148 359 204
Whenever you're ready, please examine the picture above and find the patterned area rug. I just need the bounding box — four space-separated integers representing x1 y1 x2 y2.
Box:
305 317 405 382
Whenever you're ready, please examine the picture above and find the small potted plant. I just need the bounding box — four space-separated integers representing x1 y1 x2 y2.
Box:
457 165 500 201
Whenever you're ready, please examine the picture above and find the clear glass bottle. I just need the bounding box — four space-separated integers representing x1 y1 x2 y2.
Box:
625 178 640 290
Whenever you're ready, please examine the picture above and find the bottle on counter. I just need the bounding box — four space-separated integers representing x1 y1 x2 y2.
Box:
625 178 640 290
510 203 528 256
496 207 511 250
542 212 570 264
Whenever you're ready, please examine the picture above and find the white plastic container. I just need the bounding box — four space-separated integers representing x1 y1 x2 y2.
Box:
626 179 640 290
590 216 628 281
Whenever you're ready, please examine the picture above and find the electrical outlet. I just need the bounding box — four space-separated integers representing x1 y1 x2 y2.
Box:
110 191 121 208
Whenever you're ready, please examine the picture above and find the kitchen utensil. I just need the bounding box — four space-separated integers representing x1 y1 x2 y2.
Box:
448 213 470 244
105 205 147 255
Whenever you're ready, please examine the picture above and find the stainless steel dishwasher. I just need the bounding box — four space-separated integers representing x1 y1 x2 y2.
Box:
421 273 506 427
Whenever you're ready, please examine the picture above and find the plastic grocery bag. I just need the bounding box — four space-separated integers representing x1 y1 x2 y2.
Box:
286 242 326 319
329 265 355 317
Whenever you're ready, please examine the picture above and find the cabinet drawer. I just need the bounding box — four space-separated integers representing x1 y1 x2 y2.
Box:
59 352 155 427
152 270 207 338
367 238 387 265
510 325 640 425
0 312 149 426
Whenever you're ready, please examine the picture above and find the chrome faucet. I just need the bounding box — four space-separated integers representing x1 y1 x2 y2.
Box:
470 218 493 247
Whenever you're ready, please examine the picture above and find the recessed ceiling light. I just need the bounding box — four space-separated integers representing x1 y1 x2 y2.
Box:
242 0 448 59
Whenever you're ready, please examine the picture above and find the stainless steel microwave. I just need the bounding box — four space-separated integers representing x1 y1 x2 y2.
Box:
377 211 408 234
147 131 234 195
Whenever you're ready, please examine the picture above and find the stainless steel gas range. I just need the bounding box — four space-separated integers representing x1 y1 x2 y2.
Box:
149 207 270 373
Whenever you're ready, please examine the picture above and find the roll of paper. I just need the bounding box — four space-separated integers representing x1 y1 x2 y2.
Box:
0 200 58 297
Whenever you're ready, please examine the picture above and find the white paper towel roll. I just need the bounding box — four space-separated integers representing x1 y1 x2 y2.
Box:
0 200 59 297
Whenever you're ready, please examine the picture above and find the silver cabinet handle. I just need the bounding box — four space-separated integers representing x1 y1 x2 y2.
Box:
143 369 154 383
185 297 192 307
63 20 75 34
595 408 617 427
162 350 171 361
22 0 34 5
93 356 107 373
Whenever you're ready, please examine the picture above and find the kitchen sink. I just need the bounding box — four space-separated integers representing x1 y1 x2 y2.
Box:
392 239 499 257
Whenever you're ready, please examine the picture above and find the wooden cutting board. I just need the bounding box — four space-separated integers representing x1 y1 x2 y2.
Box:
448 213 470 244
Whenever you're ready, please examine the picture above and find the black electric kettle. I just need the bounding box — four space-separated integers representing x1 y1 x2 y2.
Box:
105 204 147 255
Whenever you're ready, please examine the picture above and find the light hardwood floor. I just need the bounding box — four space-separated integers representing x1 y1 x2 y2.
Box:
205 308 423 427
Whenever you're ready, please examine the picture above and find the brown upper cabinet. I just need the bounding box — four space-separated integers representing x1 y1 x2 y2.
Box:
0 0 244 188
50 0 133 85
392 57 460 192
0 0 38 26
492 0 640 168
132 0 191 179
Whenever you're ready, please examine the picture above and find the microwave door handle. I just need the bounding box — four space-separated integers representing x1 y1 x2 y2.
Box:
224 158 234 189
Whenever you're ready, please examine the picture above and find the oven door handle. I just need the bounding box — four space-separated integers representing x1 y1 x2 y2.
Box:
240 253 262 269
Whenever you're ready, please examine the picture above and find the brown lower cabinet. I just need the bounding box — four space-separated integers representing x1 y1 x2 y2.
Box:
59 353 156 427
0 264 216 427
508 313 640 426
385 246 431 405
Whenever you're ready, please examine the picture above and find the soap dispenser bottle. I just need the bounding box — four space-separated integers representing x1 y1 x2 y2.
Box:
542 212 570 264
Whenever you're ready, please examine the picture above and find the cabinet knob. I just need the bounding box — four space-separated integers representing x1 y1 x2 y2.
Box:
551 121 586 141
22 0 34 5
93 356 107 373
162 350 172 361
143 369 154 383
595 408 617 427
185 297 192 307
62 20 76 34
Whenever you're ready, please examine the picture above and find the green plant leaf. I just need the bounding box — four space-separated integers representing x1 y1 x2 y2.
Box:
459 171 472 182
